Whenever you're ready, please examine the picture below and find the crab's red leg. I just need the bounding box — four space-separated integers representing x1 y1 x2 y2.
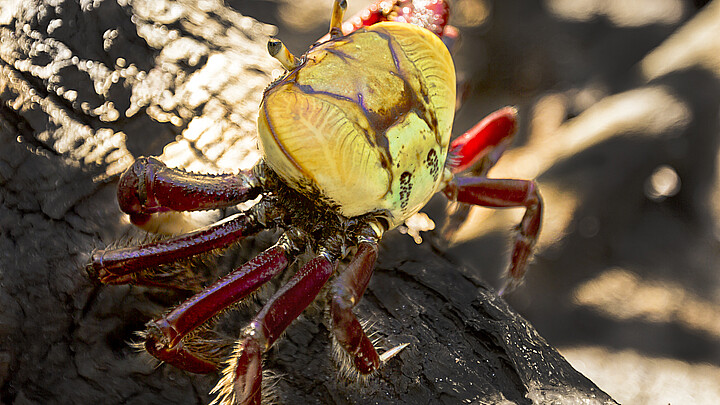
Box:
143 240 292 373
88 210 264 286
443 107 519 238
330 239 380 373
214 252 337 405
117 156 261 227
449 107 518 175
443 177 542 295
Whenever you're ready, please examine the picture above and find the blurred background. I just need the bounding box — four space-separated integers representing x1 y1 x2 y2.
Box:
224 0 720 403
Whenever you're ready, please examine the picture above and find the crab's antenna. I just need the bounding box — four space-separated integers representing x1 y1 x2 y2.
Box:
267 39 301 71
329 0 347 38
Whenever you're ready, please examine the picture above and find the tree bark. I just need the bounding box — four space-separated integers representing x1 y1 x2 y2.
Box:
0 1 615 403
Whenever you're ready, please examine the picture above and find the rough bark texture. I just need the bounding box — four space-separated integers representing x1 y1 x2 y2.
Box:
0 0 631 404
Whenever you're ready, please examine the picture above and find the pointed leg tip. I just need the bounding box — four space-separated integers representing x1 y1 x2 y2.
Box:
379 343 410 363
212 338 263 405
501 105 519 117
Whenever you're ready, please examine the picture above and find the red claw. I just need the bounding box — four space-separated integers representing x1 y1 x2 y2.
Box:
340 0 451 37
116 156 260 226
393 0 450 36
450 107 519 174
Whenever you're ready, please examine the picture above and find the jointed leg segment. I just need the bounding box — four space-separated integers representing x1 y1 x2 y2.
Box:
88 211 265 288
444 177 542 294
142 239 294 374
215 252 338 405
330 239 381 374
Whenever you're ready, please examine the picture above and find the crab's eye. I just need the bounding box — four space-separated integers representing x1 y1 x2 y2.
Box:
267 39 301 71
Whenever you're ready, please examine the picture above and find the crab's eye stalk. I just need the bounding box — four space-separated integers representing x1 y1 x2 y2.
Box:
267 39 301 71
329 0 347 38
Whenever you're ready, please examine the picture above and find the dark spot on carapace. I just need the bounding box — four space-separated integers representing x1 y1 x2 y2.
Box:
426 148 440 181
399 171 412 209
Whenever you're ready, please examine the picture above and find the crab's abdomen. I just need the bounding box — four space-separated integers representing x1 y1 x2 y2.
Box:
258 22 455 228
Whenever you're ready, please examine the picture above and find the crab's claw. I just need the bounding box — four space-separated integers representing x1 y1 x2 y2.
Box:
335 0 452 38
393 0 451 36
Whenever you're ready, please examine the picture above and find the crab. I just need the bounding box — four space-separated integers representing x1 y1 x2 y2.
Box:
87 0 542 404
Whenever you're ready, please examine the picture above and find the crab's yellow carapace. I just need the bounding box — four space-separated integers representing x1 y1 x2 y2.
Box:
258 22 456 228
